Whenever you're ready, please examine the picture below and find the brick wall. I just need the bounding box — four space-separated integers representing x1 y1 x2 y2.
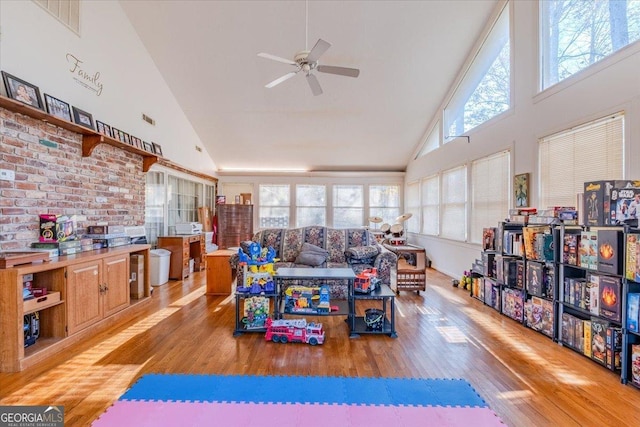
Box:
0 107 145 250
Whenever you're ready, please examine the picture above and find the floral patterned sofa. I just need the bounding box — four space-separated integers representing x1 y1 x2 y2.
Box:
229 226 397 299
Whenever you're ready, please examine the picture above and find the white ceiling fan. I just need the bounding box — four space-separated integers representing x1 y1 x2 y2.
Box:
257 2 360 96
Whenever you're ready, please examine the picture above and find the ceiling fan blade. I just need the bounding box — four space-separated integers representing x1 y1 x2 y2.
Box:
265 71 298 88
306 39 331 63
306 73 323 96
317 65 360 78
258 52 297 65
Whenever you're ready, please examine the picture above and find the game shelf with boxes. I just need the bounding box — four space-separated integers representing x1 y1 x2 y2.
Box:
622 228 640 388
522 224 557 339
477 222 526 322
557 223 624 372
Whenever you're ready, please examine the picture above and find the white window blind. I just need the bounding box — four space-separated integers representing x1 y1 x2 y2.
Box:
296 185 326 227
405 181 420 233
333 185 363 228
259 184 290 228
369 185 401 226
470 151 510 244
539 113 624 208
421 175 439 236
441 166 467 241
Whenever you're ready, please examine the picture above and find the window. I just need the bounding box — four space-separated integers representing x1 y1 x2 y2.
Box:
167 175 202 234
259 184 290 228
441 166 467 241
404 182 420 234
33 0 80 33
541 0 640 90
296 185 326 227
418 122 440 157
333 185 363 228
421 175 440 236
369 185 401 226
444 2 510 138
145 172 165 247
539 113 624 208
470 151 511 244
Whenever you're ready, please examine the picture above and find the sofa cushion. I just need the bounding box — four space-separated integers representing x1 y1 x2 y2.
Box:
346 245 380 264
294 243 329 266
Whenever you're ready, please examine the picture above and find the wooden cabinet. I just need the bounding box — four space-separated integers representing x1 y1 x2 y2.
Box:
383 243 427 294
0 245 150 372
66 254 130 335
217 204 253 249
206 249 236 295
157 235 204 280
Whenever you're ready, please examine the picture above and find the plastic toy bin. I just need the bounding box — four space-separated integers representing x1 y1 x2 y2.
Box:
150 248 171 286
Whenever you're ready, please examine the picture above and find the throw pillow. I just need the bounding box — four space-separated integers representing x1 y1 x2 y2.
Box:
295 243 329 266
345 245 379 265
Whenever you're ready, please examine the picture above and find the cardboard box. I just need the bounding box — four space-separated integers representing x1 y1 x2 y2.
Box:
130 254 145 299
597 229 623 275
598 275 621 322
579 231 598 270
87 225 125 235
627 293 640 332
590 317 609 365
39 214 76 242
631 345 640 387
584 180 640 226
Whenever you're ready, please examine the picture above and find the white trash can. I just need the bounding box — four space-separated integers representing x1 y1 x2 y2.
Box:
150 249 171 286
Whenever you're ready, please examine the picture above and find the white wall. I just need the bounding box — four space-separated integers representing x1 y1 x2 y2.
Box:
0 0 216 175
405 0 640 279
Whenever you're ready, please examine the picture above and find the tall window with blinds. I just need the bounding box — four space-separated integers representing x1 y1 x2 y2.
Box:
470 151 511 244
539 113 624 209
441 166 468 241
420 176 439 236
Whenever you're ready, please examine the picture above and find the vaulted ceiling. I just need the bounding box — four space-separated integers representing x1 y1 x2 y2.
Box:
120 0 498 173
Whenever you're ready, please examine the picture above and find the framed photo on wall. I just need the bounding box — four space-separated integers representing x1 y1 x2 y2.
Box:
95 120 113 138
2 71 44 110
514 173 529 207
72 106 94 130
44 94 72 122
152 142 163 156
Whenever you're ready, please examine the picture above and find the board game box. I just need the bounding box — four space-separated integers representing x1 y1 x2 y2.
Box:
590 317 609 365
597 229 623 275
610 185 640 224
579 231 598 270
632 345 640 387
526 261 544 297
599 275 621 322
627 293 640 333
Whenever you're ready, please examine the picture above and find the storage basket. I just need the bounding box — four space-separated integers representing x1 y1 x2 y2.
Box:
364 308 384 331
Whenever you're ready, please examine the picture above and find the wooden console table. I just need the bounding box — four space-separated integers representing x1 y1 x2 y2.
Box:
205 249 236 295
383 243 427 294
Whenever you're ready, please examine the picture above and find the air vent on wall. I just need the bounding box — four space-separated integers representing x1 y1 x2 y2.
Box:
142 114 156 126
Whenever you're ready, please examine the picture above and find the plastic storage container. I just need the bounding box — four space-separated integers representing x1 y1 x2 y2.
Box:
150 248 171 286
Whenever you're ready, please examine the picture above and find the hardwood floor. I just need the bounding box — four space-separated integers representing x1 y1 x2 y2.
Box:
2 267 640 426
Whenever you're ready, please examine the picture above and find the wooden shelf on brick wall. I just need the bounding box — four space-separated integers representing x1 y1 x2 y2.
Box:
0 96 159 172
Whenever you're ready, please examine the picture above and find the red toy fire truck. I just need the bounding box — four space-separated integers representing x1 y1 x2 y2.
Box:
264 318 325 345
